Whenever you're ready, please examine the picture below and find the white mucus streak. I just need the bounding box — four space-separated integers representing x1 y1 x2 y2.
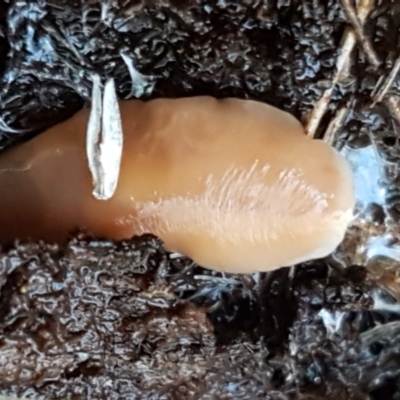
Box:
87 62 154 200
86 75 124 201
94 78 124 201
86 74 102 190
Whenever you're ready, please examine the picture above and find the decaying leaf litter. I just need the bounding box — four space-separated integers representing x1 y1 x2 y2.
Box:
0 0 400 399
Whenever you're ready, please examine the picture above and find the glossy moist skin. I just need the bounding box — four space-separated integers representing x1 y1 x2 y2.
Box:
0 97 355 273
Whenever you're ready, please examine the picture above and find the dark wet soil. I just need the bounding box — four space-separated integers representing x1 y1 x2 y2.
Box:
0 1 400 399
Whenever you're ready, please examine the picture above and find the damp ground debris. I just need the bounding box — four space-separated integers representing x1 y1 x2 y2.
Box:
0 1 400 399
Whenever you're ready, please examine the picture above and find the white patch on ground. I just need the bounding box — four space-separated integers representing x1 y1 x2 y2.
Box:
318 308 346 334
341 145 385 208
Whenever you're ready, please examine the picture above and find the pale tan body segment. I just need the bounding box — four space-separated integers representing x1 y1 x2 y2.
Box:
0 97 355 273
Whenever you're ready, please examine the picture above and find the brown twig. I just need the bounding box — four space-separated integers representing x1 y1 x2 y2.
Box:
386 96 400 126
324 105 351 147
305 0 379 139
347 0 400 126
305 27 358 138
341 0 381 68
372 55 400 104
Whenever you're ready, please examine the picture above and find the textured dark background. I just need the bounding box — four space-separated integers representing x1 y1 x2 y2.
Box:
0 0 400 399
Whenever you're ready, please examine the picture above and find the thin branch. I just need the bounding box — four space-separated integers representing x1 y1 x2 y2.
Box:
385 96 400 126
305 26 357 138
305 0 377 139
372 55 400 104
324 106 351 147
342 0 381 68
